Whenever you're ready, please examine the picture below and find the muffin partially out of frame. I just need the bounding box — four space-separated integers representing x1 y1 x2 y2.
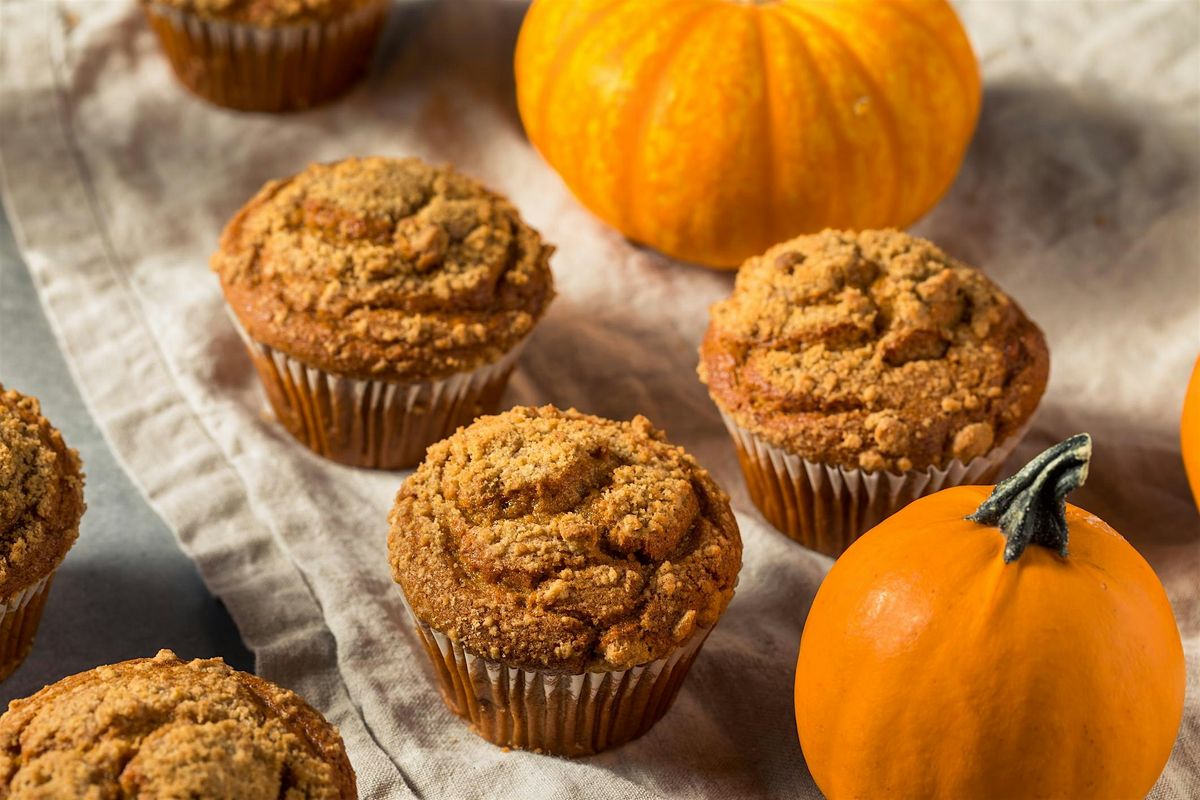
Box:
0 385 84 681
0 650 356 798
141 0 390 112
213 156 555 469
699 229 1049 557
387 405 742 756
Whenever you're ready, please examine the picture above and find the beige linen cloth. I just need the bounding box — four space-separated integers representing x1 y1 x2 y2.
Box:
1 0 1198 797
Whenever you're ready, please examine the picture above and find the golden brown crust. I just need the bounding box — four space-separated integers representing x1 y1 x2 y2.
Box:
0 386 84 598
698 230 1049 472
388 406 742 674
143 0 375 25
213 157 555 382
0 650 356 799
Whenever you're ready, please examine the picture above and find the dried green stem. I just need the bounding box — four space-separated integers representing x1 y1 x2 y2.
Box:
967 433 1092 563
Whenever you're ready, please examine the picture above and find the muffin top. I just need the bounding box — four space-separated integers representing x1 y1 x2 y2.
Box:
213 157 555 382
0 650 356 799
388 406 742 674
0 386 84 597
699 229 1049 473
146 0 376 25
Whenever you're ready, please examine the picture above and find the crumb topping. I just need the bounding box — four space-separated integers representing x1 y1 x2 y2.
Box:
0 386 84 597
0 651 356 799
699 230 1049 472
146 0 376 25
388 406 742 673
214 157 555 381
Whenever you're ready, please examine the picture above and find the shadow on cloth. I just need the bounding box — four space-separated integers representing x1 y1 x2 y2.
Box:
376 0 530 136
919 79 1199 290
0 555 253 703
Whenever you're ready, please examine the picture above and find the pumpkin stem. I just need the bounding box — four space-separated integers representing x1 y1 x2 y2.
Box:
966 434 1092 563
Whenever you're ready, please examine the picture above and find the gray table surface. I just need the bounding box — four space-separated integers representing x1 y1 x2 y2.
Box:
0 206 252 707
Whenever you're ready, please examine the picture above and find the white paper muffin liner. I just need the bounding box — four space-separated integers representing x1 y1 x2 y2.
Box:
232 318 524 469
398 596 711 757
142 0 389 112
719 409 1030 556
0 573 54 682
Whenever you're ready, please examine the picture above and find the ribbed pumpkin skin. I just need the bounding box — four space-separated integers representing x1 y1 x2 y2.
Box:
795 488 1186 800
1183 356 1200 509
514 0 981 268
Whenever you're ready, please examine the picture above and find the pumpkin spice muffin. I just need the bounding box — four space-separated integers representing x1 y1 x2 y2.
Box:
141 0 390 112
0 650 355 798
214 156 555 469
388 405 742 756
0 385 84 681
699 229 1049 555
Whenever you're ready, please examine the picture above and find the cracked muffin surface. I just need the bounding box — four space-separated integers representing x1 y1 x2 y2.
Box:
213 156 555 382
0 385 84 598
0 650 355 799
388 406 742 673
699 229 1049 472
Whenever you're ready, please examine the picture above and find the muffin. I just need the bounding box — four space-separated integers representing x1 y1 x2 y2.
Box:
213 156 555 469
0 385 85 681
141 0 389 112
699 229 1049 556
387 405 742 756
0 650 356 798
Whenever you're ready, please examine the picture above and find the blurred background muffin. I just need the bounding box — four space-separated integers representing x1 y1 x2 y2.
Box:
0 650 355 797
388 405 742 756
213 156 555 469
0 385 84 680
699 229 1049 556
141 0 390 112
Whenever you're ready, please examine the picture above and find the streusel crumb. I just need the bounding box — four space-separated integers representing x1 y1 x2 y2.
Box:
0 650 355 798
0 386 84 597
699 229 1049 471
214 157 554 381
388 406 742 672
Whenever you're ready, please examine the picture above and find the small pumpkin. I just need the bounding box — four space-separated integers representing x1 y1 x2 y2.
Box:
1182 355 1200 509
514 0 981 268
795 435 1186 799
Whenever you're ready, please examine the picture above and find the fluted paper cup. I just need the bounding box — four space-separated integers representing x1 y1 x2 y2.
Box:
233 319 523 470
0 573 54 682
400 599 710 757
720 409 1029 557
142 0 388 112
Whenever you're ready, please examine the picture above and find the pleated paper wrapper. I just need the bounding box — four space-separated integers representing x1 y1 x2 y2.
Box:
234 319 524 470
400 595 711 757
0 573 54 682
720 409 1030 557
141 0 388 112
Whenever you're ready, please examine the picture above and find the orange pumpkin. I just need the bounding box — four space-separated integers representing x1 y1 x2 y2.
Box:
795 435 1186 799
514 0 981 268
1182 355 1200 509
